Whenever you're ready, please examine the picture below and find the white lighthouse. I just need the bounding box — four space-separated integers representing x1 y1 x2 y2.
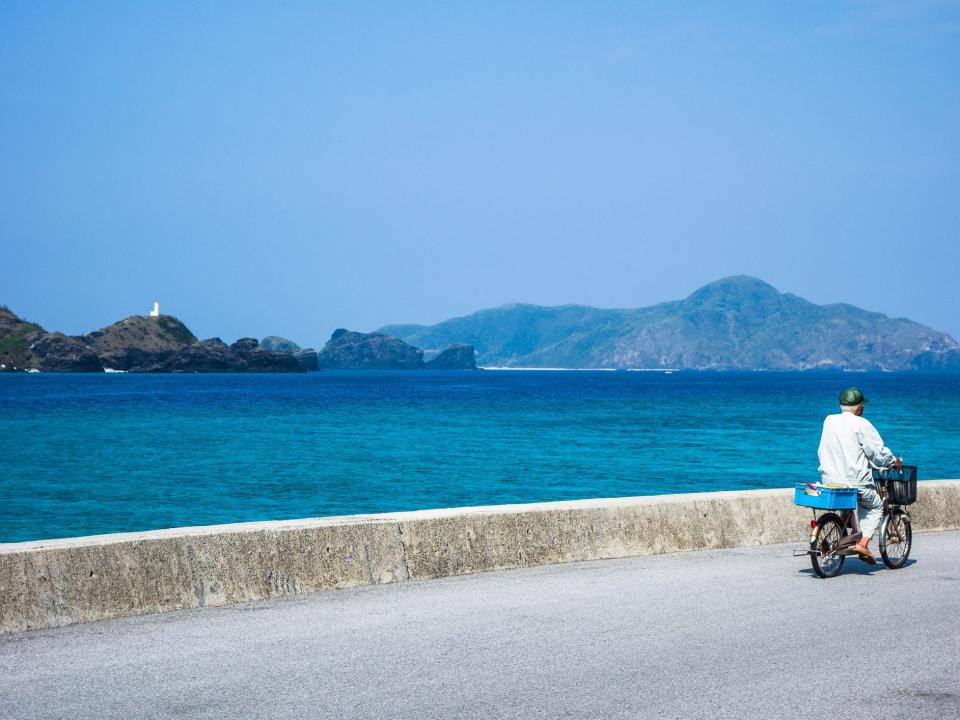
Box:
149 302 160 317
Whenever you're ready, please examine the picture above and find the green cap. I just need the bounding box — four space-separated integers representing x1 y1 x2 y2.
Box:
839 387 868 406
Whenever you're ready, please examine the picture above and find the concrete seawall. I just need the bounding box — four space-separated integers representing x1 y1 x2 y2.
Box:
3 481 960 634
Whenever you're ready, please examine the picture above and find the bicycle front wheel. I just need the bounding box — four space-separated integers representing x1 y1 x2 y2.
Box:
879 510 912 569
811 513 846 579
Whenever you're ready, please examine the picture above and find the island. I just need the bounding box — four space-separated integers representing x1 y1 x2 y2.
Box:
1 306 476 373
316 329 477 370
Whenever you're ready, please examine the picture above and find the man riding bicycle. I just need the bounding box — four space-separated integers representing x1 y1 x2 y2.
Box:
817 387 901 565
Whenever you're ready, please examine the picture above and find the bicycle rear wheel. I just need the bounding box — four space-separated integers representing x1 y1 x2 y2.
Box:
811 513 846 579
879 510 912 569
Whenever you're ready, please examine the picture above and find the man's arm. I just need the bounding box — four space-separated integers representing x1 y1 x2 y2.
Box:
858 419 897 467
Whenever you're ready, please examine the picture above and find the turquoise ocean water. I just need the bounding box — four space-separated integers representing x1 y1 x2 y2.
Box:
2 371 959 543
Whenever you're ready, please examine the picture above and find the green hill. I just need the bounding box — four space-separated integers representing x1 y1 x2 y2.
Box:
1 306 104 372
260 336 301 353
380 276 960 371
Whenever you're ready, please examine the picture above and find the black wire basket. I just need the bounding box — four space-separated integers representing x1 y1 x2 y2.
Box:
872 465 918 506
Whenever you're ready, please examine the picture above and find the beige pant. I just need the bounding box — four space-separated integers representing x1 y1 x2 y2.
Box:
857 483 884 541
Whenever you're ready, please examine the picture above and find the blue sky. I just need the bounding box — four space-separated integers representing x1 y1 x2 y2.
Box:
2 2 958 348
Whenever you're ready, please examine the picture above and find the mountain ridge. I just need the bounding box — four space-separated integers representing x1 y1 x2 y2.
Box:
380 276 960 371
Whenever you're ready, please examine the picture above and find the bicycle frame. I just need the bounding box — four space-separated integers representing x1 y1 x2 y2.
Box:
806 480 909 554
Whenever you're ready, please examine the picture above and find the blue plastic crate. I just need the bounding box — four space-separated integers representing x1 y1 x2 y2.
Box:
793 483 857 510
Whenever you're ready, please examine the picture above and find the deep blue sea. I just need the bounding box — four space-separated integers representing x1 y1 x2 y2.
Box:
2 371 959 543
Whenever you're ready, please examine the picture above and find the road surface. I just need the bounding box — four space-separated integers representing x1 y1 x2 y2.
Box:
3 531 959 719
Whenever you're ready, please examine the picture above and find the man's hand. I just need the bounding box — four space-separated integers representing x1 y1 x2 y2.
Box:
894 457 903 470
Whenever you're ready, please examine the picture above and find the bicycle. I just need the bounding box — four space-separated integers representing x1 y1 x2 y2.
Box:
794 465 917 579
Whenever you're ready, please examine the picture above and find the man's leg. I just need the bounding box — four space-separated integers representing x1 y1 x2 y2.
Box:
856 483 884 553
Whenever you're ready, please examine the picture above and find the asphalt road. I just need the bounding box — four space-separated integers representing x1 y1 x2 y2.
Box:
3 532 960 720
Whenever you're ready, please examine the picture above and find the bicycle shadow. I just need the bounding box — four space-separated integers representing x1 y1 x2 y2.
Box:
797 558 917 577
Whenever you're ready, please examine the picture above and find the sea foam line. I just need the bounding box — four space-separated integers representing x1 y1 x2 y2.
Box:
478 366 676 372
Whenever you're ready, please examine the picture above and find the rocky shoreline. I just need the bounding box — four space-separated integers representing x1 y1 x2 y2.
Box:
316 328 476 370
0 307 477 373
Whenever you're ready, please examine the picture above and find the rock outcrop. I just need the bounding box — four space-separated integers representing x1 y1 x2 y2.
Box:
316 329 476 370
293 348 319 371
0 306 42 368
80 319 303 373
26 333 105 372
88 336 304 373
260 336 301 353
0 307 103 372
2 306 304 373
82 315 197 371
426 344 477 370
257 335 317 370
148 338 239 373
229 338 303 372
318 329 424 370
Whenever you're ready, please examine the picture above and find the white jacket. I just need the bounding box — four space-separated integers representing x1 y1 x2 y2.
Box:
818 411 896 486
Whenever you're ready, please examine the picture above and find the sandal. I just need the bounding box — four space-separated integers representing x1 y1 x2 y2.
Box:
853 546 877 565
